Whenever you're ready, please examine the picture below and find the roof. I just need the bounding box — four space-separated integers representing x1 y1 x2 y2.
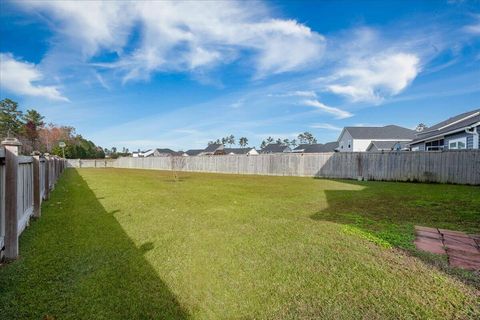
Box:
293 142 339 153
261 143 290 153
368 141 408 151
185 149 203 156
155 148 176 154
224 148 255 155
343 125 415 140
410 109 480 144
203 143 223 153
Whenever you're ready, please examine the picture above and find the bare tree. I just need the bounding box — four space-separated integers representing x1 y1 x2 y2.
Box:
171 155 186 182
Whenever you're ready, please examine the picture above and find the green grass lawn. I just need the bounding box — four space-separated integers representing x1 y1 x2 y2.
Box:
1 168 479 319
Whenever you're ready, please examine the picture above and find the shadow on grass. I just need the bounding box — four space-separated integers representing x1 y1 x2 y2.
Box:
310 179 480 290
0 169 188 319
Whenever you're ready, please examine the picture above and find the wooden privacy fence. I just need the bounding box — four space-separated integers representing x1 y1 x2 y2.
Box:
105 151 480 185
0 138 66 260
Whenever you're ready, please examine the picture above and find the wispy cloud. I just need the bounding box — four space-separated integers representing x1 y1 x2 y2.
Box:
0 53 69 101
269 90 317 98
302 99 353 119
310 123 343 131
17 1 325 82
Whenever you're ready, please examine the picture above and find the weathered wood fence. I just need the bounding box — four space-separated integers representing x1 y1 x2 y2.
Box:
71 151 480 185
0 138 66 260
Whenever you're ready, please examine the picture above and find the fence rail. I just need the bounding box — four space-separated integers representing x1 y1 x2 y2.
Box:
0 140 66 260
71 151 480 185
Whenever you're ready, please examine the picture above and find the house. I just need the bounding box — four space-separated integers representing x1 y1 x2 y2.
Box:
200 143 224 155
224 147 259 155
150 148 178 157
337 125 415 152
132 149 152 157
260 143 291 154
292 142 339 153
184 149 203 156
410 109 479 151
366 141 409 152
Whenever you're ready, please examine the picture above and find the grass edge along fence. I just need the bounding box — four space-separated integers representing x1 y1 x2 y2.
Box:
68 150 480 185
0 138 66 260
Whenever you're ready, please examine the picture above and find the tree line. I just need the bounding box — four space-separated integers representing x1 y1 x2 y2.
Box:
208 132 318 149
1 98 105 159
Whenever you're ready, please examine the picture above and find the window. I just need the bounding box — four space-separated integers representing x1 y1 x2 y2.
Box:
448 137 467 150
347 140 352 149
426 139 444 151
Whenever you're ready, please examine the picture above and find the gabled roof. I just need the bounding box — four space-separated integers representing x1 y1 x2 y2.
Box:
185 149 203 156
293 142 339 153
155 148 176 154
342 125 415 140
410 109 480 144
203 143 224 153
224 148 255 155
367 141 408 151
261 143 291 153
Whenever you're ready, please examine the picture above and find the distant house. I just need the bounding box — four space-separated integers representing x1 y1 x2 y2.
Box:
150 148 178 157
132 149 152 157
292 142 339 153
337 125 415 152
410 109 479 151
184 149 203 156
224 147 259 155
366 141 409 152
200 143 224 155
260 143 291 154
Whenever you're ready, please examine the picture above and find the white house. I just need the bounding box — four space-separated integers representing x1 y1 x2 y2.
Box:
337 125 415 152
223 148 259 155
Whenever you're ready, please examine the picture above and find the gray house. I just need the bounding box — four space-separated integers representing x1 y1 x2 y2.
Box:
337 125 415 152
292 142 339 153
410 109 480 151
260 143 291 154
151 148 178 157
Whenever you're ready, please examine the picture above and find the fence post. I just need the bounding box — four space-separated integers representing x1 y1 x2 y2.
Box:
32 154 41 218
44 155 50 200
1 138 21 260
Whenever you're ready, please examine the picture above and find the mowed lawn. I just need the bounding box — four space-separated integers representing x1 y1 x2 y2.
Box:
1 168 479 319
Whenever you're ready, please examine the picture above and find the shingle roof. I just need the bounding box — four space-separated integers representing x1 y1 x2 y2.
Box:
368 141 409 151
261 143 290 153
410 109 480 144
224 148 255 155
155 148 176 154
203 143 223 153
344 125 415 140
185 149 203 156
293 142 338 153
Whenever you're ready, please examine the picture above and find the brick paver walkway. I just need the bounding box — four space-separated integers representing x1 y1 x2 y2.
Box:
414 226 480 271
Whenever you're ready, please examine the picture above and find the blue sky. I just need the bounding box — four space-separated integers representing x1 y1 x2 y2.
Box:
1 0 479 150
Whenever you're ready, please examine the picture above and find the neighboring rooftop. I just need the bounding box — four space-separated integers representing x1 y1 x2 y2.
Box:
203 143 224 153
343 125 416 140
368 141 409 151
224 148 255 155
411 109 480 144
293 142 339 153
155 148 177 154
261 143 290 153
185 149 203 156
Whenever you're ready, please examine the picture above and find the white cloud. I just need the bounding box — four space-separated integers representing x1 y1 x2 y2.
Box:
0 53 68 101
302 99 353 119
18 1 325 81
325 52 420 103
464 14 480 34
310 123 342 131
